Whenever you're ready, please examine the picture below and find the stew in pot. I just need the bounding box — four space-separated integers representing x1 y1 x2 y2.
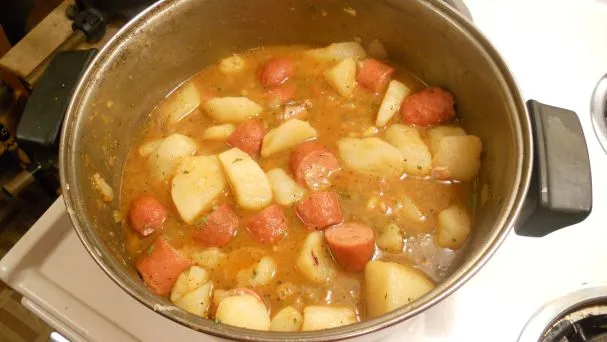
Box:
118 42 482 331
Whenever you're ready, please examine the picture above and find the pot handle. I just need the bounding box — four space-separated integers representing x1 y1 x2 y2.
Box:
515 100 592 237
17 49 98 152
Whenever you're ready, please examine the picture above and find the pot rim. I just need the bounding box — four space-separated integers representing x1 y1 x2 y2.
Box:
59 0 533 340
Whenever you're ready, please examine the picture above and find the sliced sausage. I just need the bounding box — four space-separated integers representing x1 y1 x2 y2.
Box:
247 204 288 244
266 83 296 105
135 237 192 296
258 58 294 88
356 59 395 93
290 141 341 190
325 222 375 272
227 119 267 157
295 191 343 230
128 195 168 236
193 204 239 247
400 87 455 127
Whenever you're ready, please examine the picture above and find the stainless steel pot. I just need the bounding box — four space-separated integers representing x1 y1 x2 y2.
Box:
58 0 592 340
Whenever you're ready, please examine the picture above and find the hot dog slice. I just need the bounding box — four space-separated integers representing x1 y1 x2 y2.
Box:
135 237 192 296
325 223 375 272
247 204 288 244
400 87 455 127
129 195 168 236
290 141 340 190
295 191 343 230
259 58 294 88
193 204 239 247
227 119 267 157
356 59 395 93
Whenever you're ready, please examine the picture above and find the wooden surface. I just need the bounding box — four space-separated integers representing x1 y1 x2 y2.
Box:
0 0 122 79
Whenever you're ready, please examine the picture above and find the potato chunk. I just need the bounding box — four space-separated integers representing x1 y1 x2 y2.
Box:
219 55 246 74
203 97 263 123
270 306 303 332
215 294 270 330
296 232 335 284
400 194 426 223
267 168 306 206
324 58 357 97
261 119 318 157
161 81 201 124
306 42 367 62
376 223 403 253
237 256 277 287
431 135 482 181
218 148 273 210
376 81 411 127
436 205 471 249
337 137 404 178
189 248 226 270
426 126 466 155
170 266 209 302
384 124 431 176
146 133 198 181
365 260 435 318
301 306 358 331
170 266 213 318
202 124 236 141
171 155 226 224
173 282 213 318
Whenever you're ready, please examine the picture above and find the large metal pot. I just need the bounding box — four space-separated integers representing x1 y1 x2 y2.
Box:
58 0 592 340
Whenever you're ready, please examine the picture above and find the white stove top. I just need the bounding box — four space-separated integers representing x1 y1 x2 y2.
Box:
2 0 607 341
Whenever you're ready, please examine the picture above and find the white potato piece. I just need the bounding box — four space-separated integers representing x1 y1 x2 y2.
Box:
376 223 403 253
172 155 226 224
367 39 388 59
170 266 209 302
139 139 164 157
92 173 113 203
147 133 198 181
203 97 263 123
202 124 236 141
400 194 426 223
270 306 303 332
337 137 404 178
261 119 318 157
301 306 358 331
162 82 201 124
215 294 270 330
173 282 213 318
427 126 466 155
296 232 336 284
365 260 435 318
218 148 273 210
376 81 411 127
384 124 432 176
237 256 278 287
437 205 471 249
189 248 226 270
431 135 482 181
219 55 246 74
267 168 306 206
324 58 357 97
306 42 367 62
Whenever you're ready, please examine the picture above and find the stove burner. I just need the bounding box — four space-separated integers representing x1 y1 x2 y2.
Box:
591 74 607 153
543 305 607 342
519 285 607 342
